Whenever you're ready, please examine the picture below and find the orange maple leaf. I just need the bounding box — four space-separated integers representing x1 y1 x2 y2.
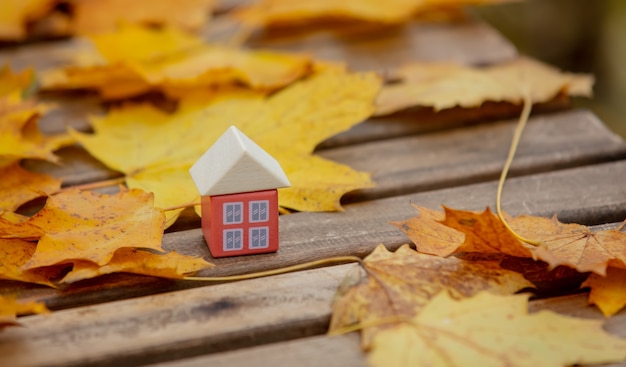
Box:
232 0 511 29
0 238 60 287
440 206 534 258
71 0 215 35
0 214 43 240
0 162 61 212
389 204 464 257
582 263 626 317
22 188 166 269
0 0 57 40
61 248 213 283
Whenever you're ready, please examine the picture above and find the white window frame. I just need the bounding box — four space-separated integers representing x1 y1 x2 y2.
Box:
223 229 243 251
223 202 243 224
249 227 269 249
249 200 270 223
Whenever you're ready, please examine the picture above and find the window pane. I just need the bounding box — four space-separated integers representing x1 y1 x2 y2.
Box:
224 229 243 251
223 202 243 224
249 200 269 223
249 227 269 249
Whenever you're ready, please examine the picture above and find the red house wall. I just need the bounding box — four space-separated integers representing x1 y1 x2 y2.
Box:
200 189 279 258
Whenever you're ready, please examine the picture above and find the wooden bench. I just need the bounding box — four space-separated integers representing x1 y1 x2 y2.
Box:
1 8 626 367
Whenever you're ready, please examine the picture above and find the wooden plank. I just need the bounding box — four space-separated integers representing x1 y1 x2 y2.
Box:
0 264 352 367
6 160 626 310
147 334 367 367
320 97 571 149
148 293 626 367
327 109 626 202
23 146 122 187
3 262 625 367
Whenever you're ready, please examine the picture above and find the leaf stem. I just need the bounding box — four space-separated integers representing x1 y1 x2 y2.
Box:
496 89 542 246
616 219 626 232
184 255 362 282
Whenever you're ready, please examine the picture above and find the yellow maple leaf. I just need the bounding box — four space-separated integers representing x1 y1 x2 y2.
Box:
375 57 594 115
0 0 57 40
0 67 72 167
582 264 626 317
367 292 626 367
71 70 380 225
0 66 36 98
0 97 64 167
60 248 213 283
71 0 214 35
40 24 313 99
23 188 166 269
0 162 61 212
0 295 49 330
329 244 534 347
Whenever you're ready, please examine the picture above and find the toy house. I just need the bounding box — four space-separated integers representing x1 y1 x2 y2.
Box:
189 126 290 258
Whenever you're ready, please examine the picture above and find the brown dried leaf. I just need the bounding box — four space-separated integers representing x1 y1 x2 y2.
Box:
375 57 593 115
329 244 534 347
510 215 626 275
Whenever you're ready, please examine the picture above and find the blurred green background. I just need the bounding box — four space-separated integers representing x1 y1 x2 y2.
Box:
476 0 626 137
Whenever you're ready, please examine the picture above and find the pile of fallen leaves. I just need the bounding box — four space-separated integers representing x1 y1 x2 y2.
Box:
328 206 626 366
2 3 626 366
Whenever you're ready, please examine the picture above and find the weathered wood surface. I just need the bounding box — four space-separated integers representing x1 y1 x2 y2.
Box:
8 159 626 311
150 292 626 367
2 7 626 367
3 261 626 367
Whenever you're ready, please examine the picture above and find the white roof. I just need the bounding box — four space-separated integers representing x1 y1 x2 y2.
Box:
189 126 290 196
